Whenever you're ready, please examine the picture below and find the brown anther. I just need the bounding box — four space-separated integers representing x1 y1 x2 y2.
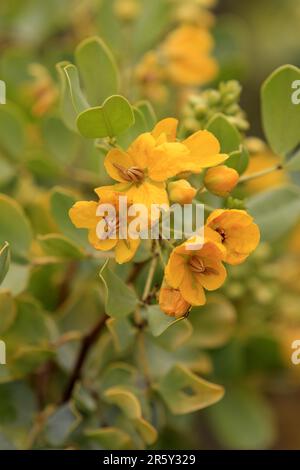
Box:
189 256 206 273
216 227 227 242
189 256 218 275
113 163 144 183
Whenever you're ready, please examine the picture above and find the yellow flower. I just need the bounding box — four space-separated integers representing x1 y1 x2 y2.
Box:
152 117 228 170
69 186 140 264
159 282 191 318
165 227 227 306
206 209 260 265
104 120 227 211
161 24 218 86
204 165 239 197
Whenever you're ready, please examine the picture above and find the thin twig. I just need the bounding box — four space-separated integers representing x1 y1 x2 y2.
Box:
239 164 282 183
142 254 158 302
61 314 108 403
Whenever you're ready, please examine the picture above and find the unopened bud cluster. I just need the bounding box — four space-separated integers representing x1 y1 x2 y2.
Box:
182 80 249 134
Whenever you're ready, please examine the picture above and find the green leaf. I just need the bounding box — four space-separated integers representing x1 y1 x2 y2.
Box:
262 65 300 156
155 318 193 351
63 64 89 114
41 115 80 165
146 305 186 337
44 403 82 447
99 261 138 317
226 146 249 175
0 242 10 285
286 149 300 172
208 387 276 449
156 364 224 415
100 363 137 392
50 187 88 247
132 0 170 56
0 292 16 335
0 104 25 160
0 195 33 260
134 418 157 446
85 427 132 450
38 234 85 260
77 95 134 139
248 185 300 241
4 297 52 349
75 36 120 106
206 113 241 153
103 386 141 419
189 295 236 349
56 61 77 131
107 317 136 352
0 263 30 296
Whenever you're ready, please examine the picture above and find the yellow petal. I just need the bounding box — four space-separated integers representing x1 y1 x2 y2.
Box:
148 142 190 181
69 201 98 229
179 270 206 306
88 229 118 251
165 253 186 288
115 238 140 264
183 130 228 171
126 180 169 211
128 133 156 168
104 148 135 182
198 261 227 291
151 118 178 142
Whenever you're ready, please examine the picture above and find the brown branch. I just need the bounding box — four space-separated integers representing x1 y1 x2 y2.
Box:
61 314 108 403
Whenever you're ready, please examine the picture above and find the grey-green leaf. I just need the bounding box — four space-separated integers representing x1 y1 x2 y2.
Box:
77 95 135 139
261 65 300 156
75 36 120 106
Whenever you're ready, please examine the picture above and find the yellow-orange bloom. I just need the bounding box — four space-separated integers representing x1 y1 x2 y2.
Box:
69 187 140 264
206 209 260 265
161 24 218 86
204 165 239 197
159 283 191 318
168 179 197 204
104 119 227 211
165 228 227 306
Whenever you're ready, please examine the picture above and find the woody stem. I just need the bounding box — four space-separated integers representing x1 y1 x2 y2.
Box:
238 164 283 183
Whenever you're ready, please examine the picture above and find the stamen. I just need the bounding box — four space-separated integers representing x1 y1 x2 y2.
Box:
113 163 144 182
189 256 205 273
189 256 218 275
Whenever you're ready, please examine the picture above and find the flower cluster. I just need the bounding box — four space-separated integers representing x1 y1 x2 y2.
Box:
69 118 260 317
160 210 260 316
136 24 218 101
182 80 249 135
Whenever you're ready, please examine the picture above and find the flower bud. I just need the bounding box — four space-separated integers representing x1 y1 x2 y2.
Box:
168 179 197 204
204 165 239 197
159 285 190 318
